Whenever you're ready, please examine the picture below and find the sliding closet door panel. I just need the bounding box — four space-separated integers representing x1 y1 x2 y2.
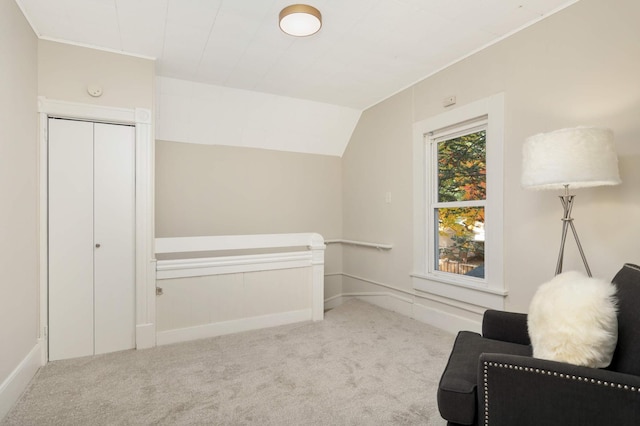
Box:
48 119 95 361
93 123 136 355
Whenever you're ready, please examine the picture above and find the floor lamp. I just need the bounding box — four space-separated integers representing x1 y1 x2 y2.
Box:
521 127 621 277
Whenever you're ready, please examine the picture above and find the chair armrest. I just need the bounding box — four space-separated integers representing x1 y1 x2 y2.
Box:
482 310 530 345
479 353 640 426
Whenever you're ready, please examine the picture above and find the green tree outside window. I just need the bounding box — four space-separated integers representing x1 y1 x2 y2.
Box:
436 130 486 275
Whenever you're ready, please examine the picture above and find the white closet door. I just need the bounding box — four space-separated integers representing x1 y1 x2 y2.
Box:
48 119 95 361
48 119 136 361
93 123 135 355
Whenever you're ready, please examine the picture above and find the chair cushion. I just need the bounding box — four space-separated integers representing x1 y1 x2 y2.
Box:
608 263 640 376
437 331 532 425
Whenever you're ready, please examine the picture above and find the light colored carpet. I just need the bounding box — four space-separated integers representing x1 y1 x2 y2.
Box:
2 299 454 425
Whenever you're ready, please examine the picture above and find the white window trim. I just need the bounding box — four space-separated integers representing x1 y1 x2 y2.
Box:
412 94 506 310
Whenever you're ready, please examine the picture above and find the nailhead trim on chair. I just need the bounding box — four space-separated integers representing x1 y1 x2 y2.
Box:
482 361 640 425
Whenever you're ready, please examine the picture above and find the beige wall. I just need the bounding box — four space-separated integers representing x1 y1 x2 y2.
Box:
156 141 342 238
155 141 344 298
342 89 415 291
38 40 154 110
342 0 640 317
0 0 38 395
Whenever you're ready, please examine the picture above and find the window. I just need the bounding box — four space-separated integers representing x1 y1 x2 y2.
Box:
431 121 487 279
412 94 506 309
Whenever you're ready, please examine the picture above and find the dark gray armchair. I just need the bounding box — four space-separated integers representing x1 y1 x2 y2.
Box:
437 263 640 426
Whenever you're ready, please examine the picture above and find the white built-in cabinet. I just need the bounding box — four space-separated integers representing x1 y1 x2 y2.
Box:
48 118 136 361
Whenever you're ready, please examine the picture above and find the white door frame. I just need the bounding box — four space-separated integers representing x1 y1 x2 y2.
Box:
38 97 156 363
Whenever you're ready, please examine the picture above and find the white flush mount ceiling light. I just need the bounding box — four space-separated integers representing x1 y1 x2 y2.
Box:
279 4 322 37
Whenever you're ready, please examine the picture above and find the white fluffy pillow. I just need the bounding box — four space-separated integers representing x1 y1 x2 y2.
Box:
528 271 618 368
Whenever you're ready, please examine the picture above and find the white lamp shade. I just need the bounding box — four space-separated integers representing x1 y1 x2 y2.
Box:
522 127 621 190
279 4 322 37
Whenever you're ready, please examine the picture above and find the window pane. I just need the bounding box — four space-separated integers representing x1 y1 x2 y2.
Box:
435 207 485 278
437 130 486 202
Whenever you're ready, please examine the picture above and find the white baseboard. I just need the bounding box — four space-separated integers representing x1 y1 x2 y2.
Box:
325 291 412 315
348 292 414 318
412 303 482 334
323 294 343 311
156 309 312 346
324 274 482 334
0 341 43 420
136 323 156 349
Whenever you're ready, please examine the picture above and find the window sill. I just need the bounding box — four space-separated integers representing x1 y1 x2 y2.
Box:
411 273 507 310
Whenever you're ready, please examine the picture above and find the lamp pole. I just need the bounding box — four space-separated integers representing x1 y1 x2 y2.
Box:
555 184 592 277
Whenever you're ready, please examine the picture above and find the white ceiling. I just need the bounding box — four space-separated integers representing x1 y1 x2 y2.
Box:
16 0 576 110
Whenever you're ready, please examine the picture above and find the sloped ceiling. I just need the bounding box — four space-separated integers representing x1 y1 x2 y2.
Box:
17 0 577 110
18 0 578 156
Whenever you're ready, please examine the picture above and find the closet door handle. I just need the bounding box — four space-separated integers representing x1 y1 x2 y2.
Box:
95 243 101 248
